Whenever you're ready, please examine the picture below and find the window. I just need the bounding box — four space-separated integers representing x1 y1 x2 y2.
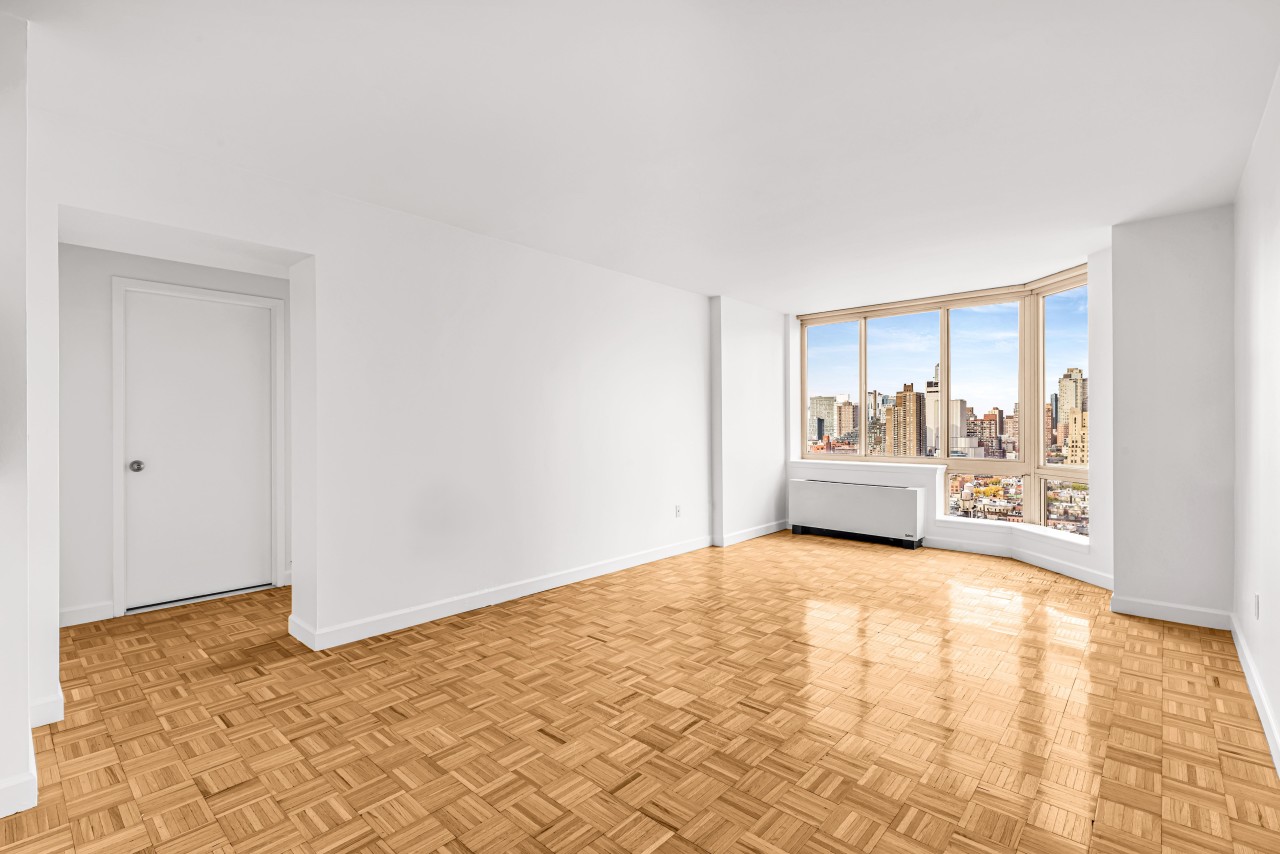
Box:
804 320 860 456
866 311 940 457
949 302 1019 461
947 474 1024 522
1043 479 1088 535
799 265 1089 537
1043 285 1088 467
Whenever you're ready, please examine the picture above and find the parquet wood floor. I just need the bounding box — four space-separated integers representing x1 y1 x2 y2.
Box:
2 532 1278 854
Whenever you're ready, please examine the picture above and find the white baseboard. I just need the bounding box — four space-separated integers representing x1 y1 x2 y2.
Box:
288 614 318 649
923 536 1113 591
0 743 36 819
30 691 64 728
1110 595 1233 629
61 599 114 627
1231 615 1280 770
719 520 789 547
291 535 714 651
1011 545 1113 590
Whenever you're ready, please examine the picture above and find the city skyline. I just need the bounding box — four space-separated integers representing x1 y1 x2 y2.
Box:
805 287 1088 421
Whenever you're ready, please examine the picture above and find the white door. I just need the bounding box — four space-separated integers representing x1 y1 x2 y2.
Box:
118 280 278 610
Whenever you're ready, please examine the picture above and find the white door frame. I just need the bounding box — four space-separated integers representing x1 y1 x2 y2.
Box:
112 277 287 616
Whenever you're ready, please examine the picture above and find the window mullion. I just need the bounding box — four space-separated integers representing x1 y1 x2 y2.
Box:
939 307 950 462
1024 293 1041 527
858 316 868 457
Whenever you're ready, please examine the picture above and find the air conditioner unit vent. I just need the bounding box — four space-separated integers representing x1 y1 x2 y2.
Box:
788 479 925 549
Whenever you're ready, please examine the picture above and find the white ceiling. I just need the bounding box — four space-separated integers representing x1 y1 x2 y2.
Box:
7 0 1280 313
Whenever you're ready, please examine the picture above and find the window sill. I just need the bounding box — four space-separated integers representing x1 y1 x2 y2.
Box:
933 515 1089 550
790 457 946 470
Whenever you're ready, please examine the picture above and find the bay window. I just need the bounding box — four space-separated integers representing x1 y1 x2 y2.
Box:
800 265 1089 536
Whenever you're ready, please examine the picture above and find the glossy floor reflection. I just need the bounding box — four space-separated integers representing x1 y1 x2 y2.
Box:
1 532 1277 853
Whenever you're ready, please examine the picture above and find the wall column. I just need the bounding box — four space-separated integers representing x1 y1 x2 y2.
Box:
0 10 36 819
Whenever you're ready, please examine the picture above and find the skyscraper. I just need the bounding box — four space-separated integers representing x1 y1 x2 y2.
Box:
985 407 1004 435
978 412 1003 458
891 383 926 456
808 395 836 443
925 363 940 456
1067 409 1089 465
866 389 887 455
948 398 984 457
1058 368 1086 442
835 400 858 442
1004 404 1019 459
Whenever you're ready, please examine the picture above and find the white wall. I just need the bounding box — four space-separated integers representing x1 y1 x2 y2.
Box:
58 244 289 626
0 11 35 819
1111 206 1235 628
1234 66 1280 762
26 104 713 652
710 296 787 546
1086 248 1115 590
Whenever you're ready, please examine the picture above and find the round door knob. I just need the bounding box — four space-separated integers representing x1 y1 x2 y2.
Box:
129 460 145 472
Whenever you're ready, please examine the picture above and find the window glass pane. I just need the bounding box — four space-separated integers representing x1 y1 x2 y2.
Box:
1043 286 1088 466
949 302 1019 461
867 311 940 457
805 321 860 455
947 474 1024 522
1043 479 1089 536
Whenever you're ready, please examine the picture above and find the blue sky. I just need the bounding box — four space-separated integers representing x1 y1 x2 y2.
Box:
1043 286 1089 402
805 321 859 399
806 285 1088 415
950 302 1018 414
866 311 939 400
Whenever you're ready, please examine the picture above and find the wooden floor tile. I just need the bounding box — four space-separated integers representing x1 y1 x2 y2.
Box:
0 532 1277 854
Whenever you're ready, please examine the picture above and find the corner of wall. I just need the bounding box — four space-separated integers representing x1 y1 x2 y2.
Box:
0 10 38 815
29 691 64 729
287 256 318 637
1229 57 1280 773
709 296 725 547
1233 613 1280 772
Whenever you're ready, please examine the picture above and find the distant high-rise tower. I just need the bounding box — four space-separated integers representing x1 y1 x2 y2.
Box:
948 398 983 457
985 407 1004 435
948 399 968 443
977 416 1002 458
835 400 858 442
925 363 940 455
891 383 927 456
1057 368 1086 442
866 390 887 454
808 395 836 443
1067 410 1089 465
1004 403 1019 459
978 408 1005 458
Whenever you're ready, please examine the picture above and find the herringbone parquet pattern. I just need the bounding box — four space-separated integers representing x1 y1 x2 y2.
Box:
1 532 1277 853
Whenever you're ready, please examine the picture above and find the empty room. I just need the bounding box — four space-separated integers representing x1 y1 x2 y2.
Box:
1 2 1279 853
